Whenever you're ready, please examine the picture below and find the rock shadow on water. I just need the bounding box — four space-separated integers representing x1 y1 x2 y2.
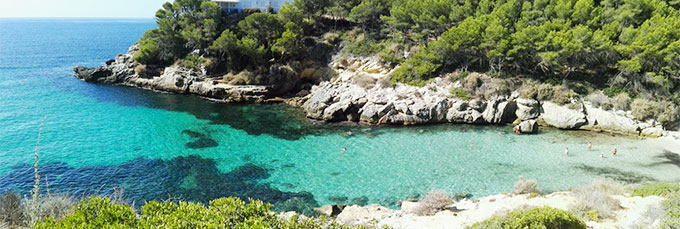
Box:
182 130 218 149
647 150 680 169
0 155 318 216
574 164 656 184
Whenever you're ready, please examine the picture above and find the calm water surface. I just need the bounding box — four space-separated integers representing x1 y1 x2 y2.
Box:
1 18 679 214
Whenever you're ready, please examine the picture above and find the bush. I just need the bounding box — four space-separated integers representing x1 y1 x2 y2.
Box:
411 190 454 216
469 207 586 229
0 192 25 227
568 180 625 220
613 93 632 111
633 183 680 198
323 32 340 44
36 196 343 228
631 99 660 121
513 177 539 195
450 87 473 101
24 194 75 226
633 183 680 228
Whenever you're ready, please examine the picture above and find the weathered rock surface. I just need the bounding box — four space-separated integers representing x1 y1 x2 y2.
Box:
301 56 668 137
538 101 588 129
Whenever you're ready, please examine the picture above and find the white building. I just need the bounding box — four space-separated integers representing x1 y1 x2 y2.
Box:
212 0 292 13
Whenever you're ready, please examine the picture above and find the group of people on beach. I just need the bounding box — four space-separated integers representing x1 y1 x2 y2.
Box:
564 142 617 158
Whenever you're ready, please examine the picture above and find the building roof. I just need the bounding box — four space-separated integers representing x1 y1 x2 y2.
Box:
212 0 239 3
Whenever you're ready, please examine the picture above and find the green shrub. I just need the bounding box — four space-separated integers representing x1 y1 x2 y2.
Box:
36 196 137 228
36 196 351 228
633 183 680 228
633 183 680 198
631 99 660 121
468 207 586 229
180 54 207 71
450 88 473 101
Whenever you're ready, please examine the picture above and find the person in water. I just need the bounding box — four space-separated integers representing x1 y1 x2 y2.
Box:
587 142 592 150
565 147 569 156
341 147 346 154
612 147 617 156
600 152 604 158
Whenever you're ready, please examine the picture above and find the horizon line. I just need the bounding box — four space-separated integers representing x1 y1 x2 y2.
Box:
0 16 155 19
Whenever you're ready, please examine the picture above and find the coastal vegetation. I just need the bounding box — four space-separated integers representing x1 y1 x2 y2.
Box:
126 0 680 128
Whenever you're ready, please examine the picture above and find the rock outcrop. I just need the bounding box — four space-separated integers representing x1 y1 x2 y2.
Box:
73 45 291 103
300 57 668 137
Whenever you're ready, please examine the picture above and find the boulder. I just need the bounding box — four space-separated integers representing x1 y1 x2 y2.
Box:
515 98 541 120
583 104 640 134
538 101 587 129
314 204 346 217
641 127 664 138
73 66 115 83
482 98 517 124
515 120 539 134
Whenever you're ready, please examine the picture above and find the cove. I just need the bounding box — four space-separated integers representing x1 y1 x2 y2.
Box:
1 18 680 215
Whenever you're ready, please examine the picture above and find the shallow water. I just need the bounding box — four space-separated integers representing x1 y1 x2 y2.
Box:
1 18 679 214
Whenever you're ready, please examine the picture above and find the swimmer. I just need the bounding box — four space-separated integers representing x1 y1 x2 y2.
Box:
514 127 521 135
587 142 592 150
612 147 617 156
600 152 604 158
341 147 346 154
497 131 503 136
565 147 569 156
346 131 353 136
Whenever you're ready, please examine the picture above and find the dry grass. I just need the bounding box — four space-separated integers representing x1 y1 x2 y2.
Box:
513 177 539 195
568 180 626 221
351 73 377 89
411 190 455 216
0 192 25 227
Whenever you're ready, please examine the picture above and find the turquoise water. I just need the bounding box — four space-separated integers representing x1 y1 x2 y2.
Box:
1 18 679 214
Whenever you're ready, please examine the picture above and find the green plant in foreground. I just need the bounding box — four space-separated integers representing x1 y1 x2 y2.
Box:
35 196 364 229
633 183 680 198
468 206 586 229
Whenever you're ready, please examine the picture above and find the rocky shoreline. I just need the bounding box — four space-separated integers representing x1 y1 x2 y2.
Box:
74 46 670 137
283 190 666 229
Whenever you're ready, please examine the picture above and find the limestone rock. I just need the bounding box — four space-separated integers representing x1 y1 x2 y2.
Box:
538 101 587 129
515 120 539 134
515 98 541 120
335 204 396 226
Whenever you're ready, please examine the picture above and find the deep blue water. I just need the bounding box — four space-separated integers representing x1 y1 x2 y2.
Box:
1 18 679 215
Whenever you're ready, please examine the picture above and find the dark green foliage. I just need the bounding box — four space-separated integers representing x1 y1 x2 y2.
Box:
633 183 680 198
468 207 586 229
389 0 680 105
134 0 224 65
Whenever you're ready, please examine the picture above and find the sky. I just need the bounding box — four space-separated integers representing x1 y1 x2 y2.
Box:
0 0 170 18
